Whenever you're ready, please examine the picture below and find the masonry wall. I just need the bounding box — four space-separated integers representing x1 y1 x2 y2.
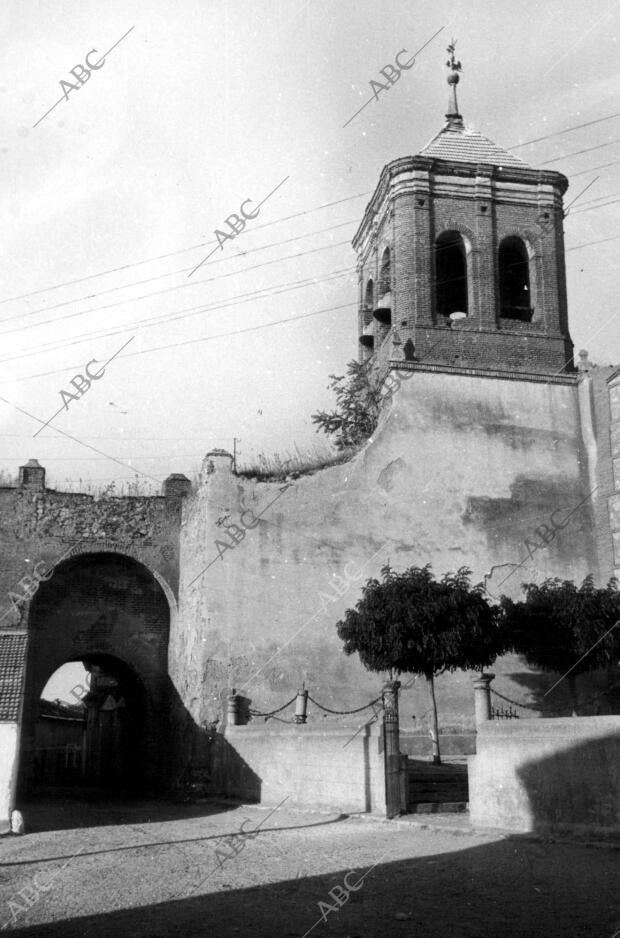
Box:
469 716 620 836
0 487 182 625
171 367 599 749
355 158 573 376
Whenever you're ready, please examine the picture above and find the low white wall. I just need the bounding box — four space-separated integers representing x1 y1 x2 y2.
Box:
0 722 19 833
222 723 389 815
469 716 620 837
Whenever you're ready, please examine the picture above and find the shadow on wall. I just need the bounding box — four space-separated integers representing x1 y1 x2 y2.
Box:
166 679 261 804
506 661 620 716
517 731 620 835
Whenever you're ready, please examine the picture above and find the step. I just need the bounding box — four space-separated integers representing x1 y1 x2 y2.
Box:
409 787 468 798
407 802 468 814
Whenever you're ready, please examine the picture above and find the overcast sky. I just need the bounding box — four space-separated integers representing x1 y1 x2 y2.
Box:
1 0 619 492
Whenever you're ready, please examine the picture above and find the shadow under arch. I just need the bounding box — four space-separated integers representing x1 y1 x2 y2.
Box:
19 551 173 800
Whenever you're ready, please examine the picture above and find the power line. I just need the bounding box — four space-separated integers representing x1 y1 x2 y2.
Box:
0 300 357 386
0 238 354 341
570 158 620 177
564 176 600 211
59 302 357 365
570 197 620 216
539 137 620 167
507 111 620 150
574 188 620 208
2 224 615 380
0 395 163 484
0 219 358 332
566 233 620 250
3 454 216 461
0 221 358 333
0 265 356 371
0 192 371 308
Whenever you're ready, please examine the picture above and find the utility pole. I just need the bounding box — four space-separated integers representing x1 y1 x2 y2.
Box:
233 438 240 473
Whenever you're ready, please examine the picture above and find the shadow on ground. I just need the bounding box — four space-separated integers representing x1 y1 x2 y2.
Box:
6 832 618 938
17 790 242 834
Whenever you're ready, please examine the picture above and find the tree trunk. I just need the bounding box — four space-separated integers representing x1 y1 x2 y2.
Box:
567 673 579 716
426 672 441 765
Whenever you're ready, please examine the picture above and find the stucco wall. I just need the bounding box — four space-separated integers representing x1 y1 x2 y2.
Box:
221 723 388 814
172 368 597 740
0 722 19 832
469 716 620 836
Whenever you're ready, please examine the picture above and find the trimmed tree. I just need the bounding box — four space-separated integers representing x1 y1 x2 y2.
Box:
500 576 620 713
336 564 503 763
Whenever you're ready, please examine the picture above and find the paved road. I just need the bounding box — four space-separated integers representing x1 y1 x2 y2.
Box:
0 798 618 937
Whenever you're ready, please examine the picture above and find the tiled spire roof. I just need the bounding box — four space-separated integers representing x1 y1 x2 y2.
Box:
419 124 530 168
421 38 529 170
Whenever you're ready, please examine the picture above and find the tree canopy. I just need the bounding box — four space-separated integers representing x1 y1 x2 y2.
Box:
336 564 503 763
500 575 620 681
337 564 502 678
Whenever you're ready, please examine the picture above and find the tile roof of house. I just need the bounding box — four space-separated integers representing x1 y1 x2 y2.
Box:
419 123 530 169
0 632 28 721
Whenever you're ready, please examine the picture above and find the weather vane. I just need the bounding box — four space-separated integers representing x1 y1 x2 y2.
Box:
446 39 462 73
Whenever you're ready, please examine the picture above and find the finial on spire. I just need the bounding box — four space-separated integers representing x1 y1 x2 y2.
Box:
445 39 463 127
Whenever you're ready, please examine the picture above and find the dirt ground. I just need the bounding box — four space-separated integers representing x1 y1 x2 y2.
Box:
0 796 618 937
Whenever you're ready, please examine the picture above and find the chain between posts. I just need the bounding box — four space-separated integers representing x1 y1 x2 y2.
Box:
248 694 299 718
248 693 383 720
307 693 383 715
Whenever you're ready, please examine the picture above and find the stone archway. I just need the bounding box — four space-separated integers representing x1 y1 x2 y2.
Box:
19 552 171 798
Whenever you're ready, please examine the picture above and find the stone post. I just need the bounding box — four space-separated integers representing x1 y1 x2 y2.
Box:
382 680 402 818
294 687 308 724
227 690 240 726
473 672 495 726
162 474 192 497
18 459 45 492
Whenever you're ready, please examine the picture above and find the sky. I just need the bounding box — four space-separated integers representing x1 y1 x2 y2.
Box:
0 0 619 493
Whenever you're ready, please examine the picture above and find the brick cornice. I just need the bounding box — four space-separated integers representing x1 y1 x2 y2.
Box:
353 155 568 250
387 360 577 386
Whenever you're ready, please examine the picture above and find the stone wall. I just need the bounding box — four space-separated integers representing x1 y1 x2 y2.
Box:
469 716 620 836
0 485 183 628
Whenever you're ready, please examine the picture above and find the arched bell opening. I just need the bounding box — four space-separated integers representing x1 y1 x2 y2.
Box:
435 231 469 320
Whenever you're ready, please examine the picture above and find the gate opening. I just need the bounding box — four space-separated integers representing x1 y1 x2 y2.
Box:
34 654 146 796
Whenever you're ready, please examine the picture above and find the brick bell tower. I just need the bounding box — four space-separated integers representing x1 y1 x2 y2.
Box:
352 41 574 378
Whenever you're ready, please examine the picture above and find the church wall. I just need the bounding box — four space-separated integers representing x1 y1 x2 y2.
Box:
172 369 598 742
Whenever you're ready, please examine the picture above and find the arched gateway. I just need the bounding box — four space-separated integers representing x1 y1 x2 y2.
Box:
19 551 172 797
